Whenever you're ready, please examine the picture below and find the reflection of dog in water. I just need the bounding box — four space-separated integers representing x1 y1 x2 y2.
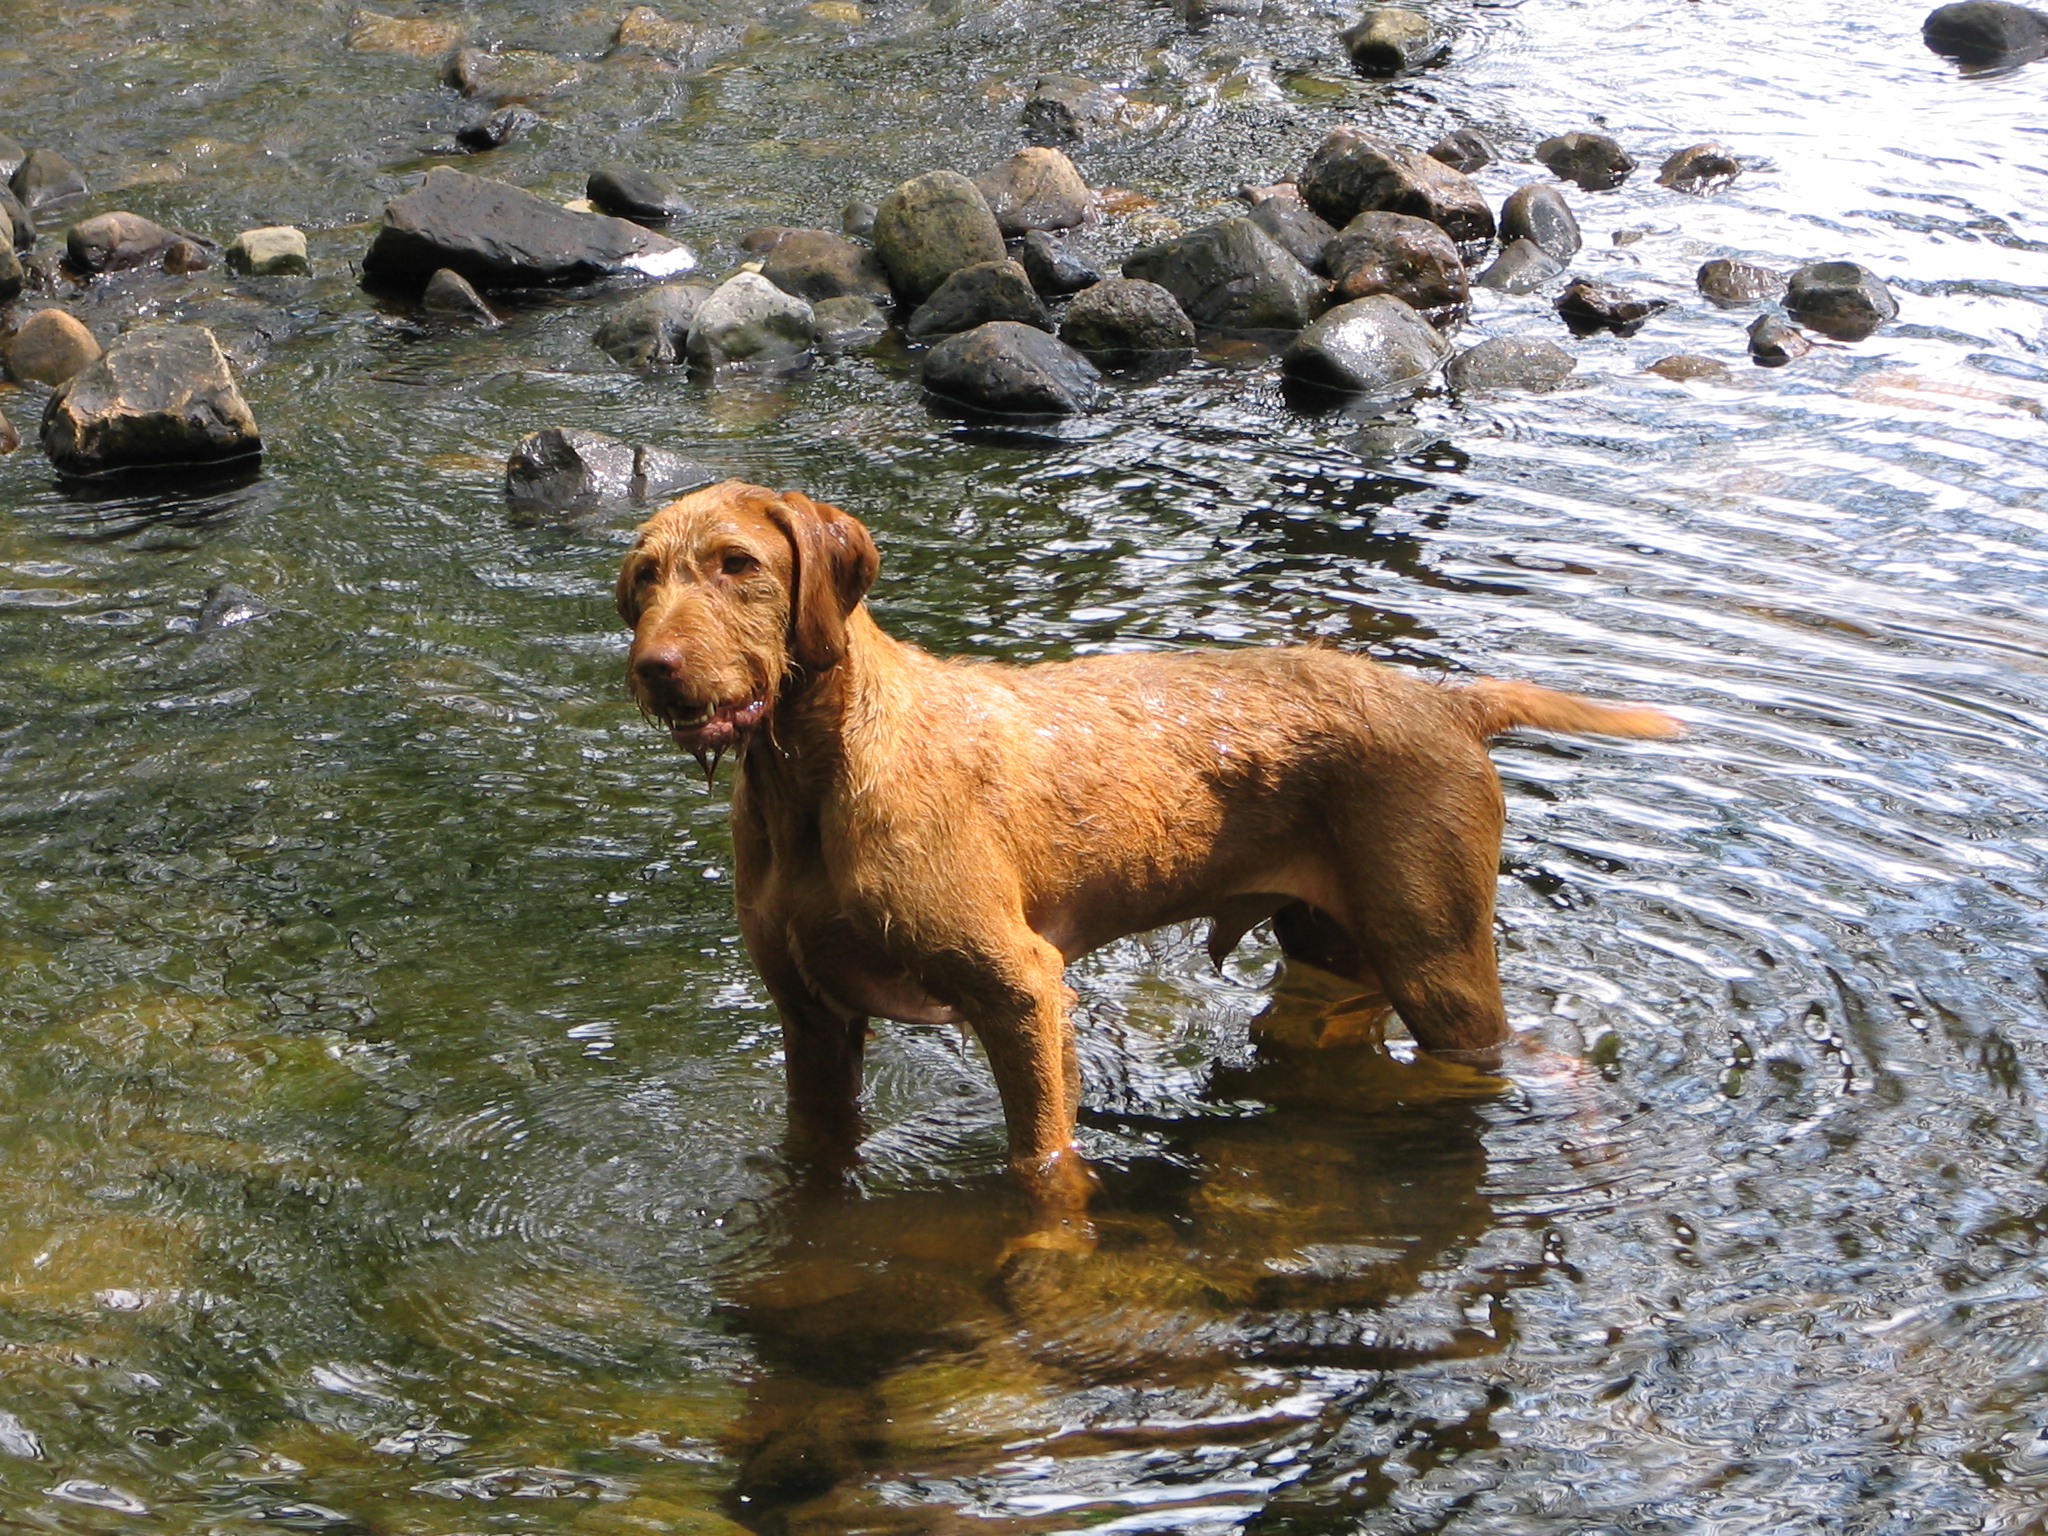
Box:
618 480 1678 1235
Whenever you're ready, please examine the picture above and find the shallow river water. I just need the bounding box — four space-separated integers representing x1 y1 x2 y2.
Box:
6 0 2048 1531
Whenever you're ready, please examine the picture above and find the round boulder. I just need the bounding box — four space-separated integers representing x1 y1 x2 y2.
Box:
587 163 692 223
11 148 87 211
1323 211 1468 320
1280 294 1450 397
1428 128 1495 174
757 229 891 304
226 226 310 277
8 307 101 385
1535 132 1635 192
1445 335 1576 393
813 296 890 352
905 259 1050 341
1499 184 1580 262
422 267 501 324
66 211 177 275
1122 217 1324 333
593 281 708 366
973 148 1093 237
871 170 1007 303
1923 1 2048 63
1340 8 1445 75
1246 195 1339 274
1785 261 1897 341
1658 143 1741 194
40 324 261 477
921 321 1101 415
685 271 815 370
1020 230 1102 295
1476 238 1565 294
1748 315 1812 367
1556 278 1668 336
1059 278 1195 365
1696 258 1786 306
1298 126 1494 250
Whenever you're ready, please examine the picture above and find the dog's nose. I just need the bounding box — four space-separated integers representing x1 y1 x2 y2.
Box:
633 643 688 689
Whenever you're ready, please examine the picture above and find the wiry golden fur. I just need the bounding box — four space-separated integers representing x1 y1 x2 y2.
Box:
619 481 1680 1228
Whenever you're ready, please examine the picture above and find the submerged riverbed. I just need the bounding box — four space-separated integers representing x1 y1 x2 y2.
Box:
6 0 2048 1531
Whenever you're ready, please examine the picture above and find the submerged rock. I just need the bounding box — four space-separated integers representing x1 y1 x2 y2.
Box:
1019 230 1102 294
1246 195 1338 273
921 321 1100 415
974 147 1093 237
1022 75 1124 146
65 211 177 274
41 324 260 476
1923 0 2048 63
1280 294 1449 396
362 167 692 290
1658 143 1742 193
1499 184 1580 262
456 106 538 153
587 163 692 223
1748 314 1812 367
1427 127 1494 174
1646 353 1731 382
8 307 101 385
505 427 709 510
443 47 581 102
421 267 500 324
1059 277 1195 364
1324 211 1468 320
905 259 1049 341
591 281 705 365
609 5 725 65
1298 126 1494 249
812 295 890 352
197 583 274 631
1535 132 1635 192
685 271 814 370
1340 8 1445 74
226 226 309 276
1122 217 1324 332
1696 258 1785 306
1446 335 1576 393
1556 277 1668 336
345 9 465 56
1475 238 1564 293
1785 260 1897 340
11 148 87 211
871 170 1006 303
758 229 891 304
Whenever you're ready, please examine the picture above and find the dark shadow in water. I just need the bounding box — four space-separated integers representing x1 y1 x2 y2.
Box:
714 973 1505 1535
46 460 272 543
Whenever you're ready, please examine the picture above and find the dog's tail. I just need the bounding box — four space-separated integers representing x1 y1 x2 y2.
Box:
1458 677 1683 741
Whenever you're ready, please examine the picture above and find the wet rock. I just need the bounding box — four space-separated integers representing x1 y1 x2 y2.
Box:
1923 0 2048 63
0 244 19 304
905 259 1049 341
505 427 709 509
1298 126 1494 249
455 106 539 152
1 188 32 251
8 307 101 385
841 201 877 240
345 9 465 57
685 271 814 370
1428 127 1495 174
362 167 691 290
812 295 890 352
1340 8 1445 75
11 148 88 211
592 282 705 365
0 407 16 454
40 324 260 477
758 230 891 304
1019 230 1101 295
1535 132 1635 192
587 163 691 224
226 226 309 277
1555 277 1668 336
871 170 1006 303
974 147 1093 237
1246 195 1338 274
443 47 581 103
1280 294 1450 396
1785 260 1897 340
1022 75 1122 145
1696 257 1785 306
739 226 796 256
1445 335 1576 393
1475 238 1564 294
197 583 273 631
611 5 712 63
163 239 210 274
1122 217 1324 333
65 211 177 275
1646 353 1730 382
1658 143 1741 193
422 267 500 324
921 320 1100 415
0 135 21 180
1748 314 1812 367
1059 277 1195 364
1499 184 1580 262
1323 211 1467 320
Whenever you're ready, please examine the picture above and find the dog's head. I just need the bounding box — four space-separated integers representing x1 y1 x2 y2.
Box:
617 480 879 770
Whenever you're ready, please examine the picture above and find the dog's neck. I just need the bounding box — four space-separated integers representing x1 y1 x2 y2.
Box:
742 605 911 790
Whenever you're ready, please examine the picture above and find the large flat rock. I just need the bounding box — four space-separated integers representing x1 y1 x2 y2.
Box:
41 324 261 476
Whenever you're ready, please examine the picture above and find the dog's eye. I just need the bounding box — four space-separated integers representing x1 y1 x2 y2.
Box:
721 552 758 577
633 562 656 587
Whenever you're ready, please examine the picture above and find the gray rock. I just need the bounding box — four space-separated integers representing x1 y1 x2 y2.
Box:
1059 277 1195 364
197 583 273 631
871 169 1007 303
422 266 500 324
345 9 465 56
1298 126 1494 249
587 163 691 223
1428 128 1495 174
0 135 22 180
65 211 177 274
455 106 538 152
685 271 815 370
610 5 732 67
10 148 87 211
974 147 1093 237
1785 260 1897 340
1022 75 1122 145
739 226 796 256
1446 335 1576 393
905 259 1050 340
1475 238 1564 294
1020 230 1102 294
225 226 309 277
592 281 706 365
1535 132 1635 192
40 324 261 476
1340 8 1445 75
1556 277 1668 336
1324 211 1468 320
1280 294 1450 396
813 295 890 352
758 229 891 303
1499 184 1580 262
1246 195 1339 273
442 47 581 103
1924 1 2048 63
505 427 710 510
1748 314 1812 367
0 405 14 455
921 320 1100 415
8 307 101 385
362 167 692 290
1 188 31 251
1122 217 1324 333
1658 143 1741 193
1696 258 1785 306
1646 353 1731 382
841 201 877 240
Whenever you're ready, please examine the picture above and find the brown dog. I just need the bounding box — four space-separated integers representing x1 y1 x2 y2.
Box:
619 481 1679 1229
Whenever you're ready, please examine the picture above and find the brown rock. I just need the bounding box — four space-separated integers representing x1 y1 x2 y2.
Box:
8 307 101 385
871 170 1006 303
443 47 582 103
1646 353 1729 382
758 229 891 303
1658 143 1741 194
163 239 211 274
345 9 465 57
1323 211 1467 321
1556 277 1668 336
65 211 177 274
0 406 16 454
1298 126 1494 249
40 324 261 477
1696 258 1785 306
974 148 1093 237
1748 314 1812 367
1535 132 1635 192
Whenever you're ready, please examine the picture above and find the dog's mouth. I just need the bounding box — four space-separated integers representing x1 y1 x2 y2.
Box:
656 691 770 782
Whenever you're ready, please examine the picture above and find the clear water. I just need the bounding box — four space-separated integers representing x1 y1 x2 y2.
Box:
4 0 2048 1531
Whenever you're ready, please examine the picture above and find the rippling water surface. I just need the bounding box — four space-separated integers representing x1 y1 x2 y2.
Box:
5 0 2048 1530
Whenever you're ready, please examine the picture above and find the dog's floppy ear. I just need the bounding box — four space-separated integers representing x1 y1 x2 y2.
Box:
615 544 650 627
765 491 879 674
